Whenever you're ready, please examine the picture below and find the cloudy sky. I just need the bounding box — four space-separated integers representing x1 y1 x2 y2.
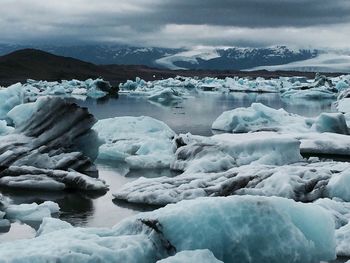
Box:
1 0 350 48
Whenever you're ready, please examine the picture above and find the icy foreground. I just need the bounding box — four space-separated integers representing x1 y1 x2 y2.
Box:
0 97 107 191
0 196 336 263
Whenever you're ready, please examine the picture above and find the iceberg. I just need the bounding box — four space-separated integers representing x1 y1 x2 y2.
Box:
147 87 184 106
5 201 59 222
94 116 176 169
171 132 302 174
22 78 113 99
0 196 336 263
211 131 350 158
114 161 350 205
280 73 338 100
0 97 107 191
212 103 348 134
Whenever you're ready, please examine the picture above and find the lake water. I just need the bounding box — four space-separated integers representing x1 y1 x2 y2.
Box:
0 92 337 242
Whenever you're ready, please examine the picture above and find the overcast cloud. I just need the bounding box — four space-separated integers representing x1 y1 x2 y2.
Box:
1 0 350 48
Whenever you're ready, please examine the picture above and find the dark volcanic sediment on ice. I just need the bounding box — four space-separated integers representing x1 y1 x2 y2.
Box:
0 97 107 191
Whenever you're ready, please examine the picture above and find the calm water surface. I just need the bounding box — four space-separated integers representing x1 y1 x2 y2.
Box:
0 92 337 244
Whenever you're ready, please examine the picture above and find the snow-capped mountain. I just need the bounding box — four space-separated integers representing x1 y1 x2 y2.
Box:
156 46 317 70
1 43 348 72
249 52 350 73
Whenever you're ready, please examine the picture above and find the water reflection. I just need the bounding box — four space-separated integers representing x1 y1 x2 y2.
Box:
75 92 335 136
0 187 101 228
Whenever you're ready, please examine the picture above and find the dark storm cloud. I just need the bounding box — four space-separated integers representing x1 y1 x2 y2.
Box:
1 0 350 48
152 0 350 27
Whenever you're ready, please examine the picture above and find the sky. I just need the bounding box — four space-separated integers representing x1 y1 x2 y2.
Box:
1 0 350 49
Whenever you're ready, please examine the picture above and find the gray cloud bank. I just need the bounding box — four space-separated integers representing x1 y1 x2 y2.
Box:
1 0 350 48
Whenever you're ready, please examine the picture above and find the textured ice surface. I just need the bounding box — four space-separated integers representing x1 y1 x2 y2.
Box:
94 116 176 169
171 132 302 174
280 73 338 99
337 88 350 114
0 97 107 191
0 166 107 191
0 120 14 135
315 198 350 229
0 196 336 263
213 132 350 157
336 223 350 256
157 250 223 263
327 169 350 201
212 103 348 134
114 161 350 205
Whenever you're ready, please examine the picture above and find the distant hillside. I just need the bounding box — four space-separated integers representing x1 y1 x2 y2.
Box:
0 49 107 81
0 49 343 86
0 44 317 70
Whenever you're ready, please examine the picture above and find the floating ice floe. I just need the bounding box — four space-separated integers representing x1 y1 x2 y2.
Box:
93 116 176 169
0 79 112 109
5 201 59 222
213 132 350 157
171 132 302 174
119 73 349 104
0 97 107 191
114 161 350 205
172 131 349 174
24 78 113 99
147 87 185 106
211 103 349 156
0 194 59 231
280 73 338 100
0 196 336 263
212 102 348 134
114 128 350 205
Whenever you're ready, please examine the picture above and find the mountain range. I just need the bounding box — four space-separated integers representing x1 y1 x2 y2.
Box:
1 49 340 87
0 44 326 69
